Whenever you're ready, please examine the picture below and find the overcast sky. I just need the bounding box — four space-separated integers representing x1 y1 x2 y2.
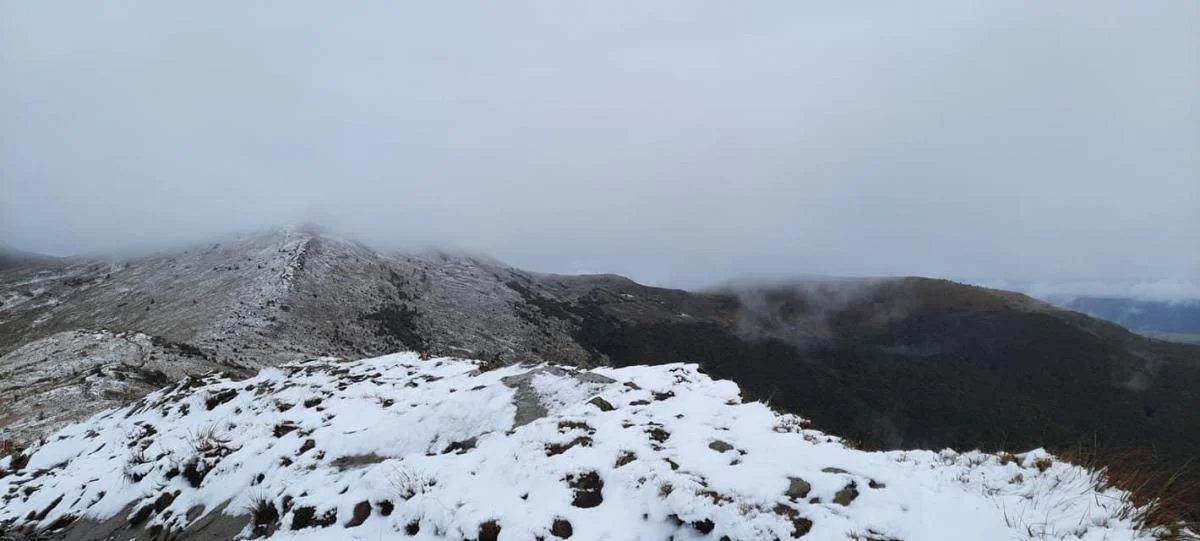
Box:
1 2 1197 294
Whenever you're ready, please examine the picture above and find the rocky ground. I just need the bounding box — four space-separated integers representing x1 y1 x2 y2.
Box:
0 330 227 444
0 353 1166 540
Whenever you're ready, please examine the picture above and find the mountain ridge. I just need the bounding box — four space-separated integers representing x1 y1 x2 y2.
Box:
0 243 57 271
2 229 1199 526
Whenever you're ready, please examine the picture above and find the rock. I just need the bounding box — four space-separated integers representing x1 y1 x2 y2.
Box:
331 453 387 471
708 440 734 453
551 518 574 538
442 437 477 454
152 491 177 512
773 503 814 538
575 372 616 384
291 506 336 529
784 476 811 499
545 436 592 456
587 397 615 412
345 501 370 527
501 371 551 427
205 388 238 410
479 519 501 541
833 482 859 506
185 505 206 522
567 471 604 508
272 422 299 438
821 467 848 474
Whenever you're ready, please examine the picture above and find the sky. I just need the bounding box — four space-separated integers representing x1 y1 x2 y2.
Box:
1 1 1197 295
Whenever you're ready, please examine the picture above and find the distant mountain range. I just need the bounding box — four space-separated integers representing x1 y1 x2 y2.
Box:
2 228 1199 531
1050 296 1200 342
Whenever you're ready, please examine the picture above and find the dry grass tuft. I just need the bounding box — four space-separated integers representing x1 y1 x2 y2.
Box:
246 493 280 538
1056 444 1198 539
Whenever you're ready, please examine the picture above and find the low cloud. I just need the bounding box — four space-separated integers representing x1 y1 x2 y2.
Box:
2 1 1196 290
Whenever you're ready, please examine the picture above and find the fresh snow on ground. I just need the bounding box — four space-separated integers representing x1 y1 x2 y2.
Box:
0 353 1158 540
0 329 233 443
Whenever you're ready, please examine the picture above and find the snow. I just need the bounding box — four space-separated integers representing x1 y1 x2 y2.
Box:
0 353 1162 540
0 329 235 443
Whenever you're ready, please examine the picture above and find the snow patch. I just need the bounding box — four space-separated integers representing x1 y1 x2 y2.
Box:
0 353 1161 540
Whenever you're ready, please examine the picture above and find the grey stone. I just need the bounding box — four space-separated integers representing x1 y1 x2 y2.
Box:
587 397 615 412
708 440 734 453
784 476 811 499
502 370 551 427
833 482 859 506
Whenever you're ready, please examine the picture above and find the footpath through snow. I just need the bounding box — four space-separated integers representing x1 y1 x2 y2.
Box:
0 353 1161 540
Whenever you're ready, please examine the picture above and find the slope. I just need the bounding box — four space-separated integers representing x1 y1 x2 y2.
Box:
2 230 1198 520
0 353 1165 540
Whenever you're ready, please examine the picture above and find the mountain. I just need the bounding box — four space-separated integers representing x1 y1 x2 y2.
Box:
1053 296 1200 341
2 229 1199 525
0 243 56 271
0 353 1164 540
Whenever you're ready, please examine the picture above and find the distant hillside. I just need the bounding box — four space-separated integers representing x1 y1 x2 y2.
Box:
1143 331 1200 345
0 243 56 271
1054 296 1200 335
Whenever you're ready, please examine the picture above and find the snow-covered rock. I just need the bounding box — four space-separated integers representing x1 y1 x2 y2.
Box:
0 353 1159 540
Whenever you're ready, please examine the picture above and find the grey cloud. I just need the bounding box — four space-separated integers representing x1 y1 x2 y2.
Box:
2 1 1197 291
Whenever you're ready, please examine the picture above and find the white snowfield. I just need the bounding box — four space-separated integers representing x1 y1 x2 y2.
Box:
0 353 1159 540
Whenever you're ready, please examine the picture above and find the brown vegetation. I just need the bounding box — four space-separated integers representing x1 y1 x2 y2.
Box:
1055 444 1198 537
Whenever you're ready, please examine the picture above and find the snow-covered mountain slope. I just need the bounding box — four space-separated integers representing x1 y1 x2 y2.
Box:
0 230 314 366
0 229 594 372
0 354 1160 540
5 229 1199 528
0 229 593 443
0 330 232 443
